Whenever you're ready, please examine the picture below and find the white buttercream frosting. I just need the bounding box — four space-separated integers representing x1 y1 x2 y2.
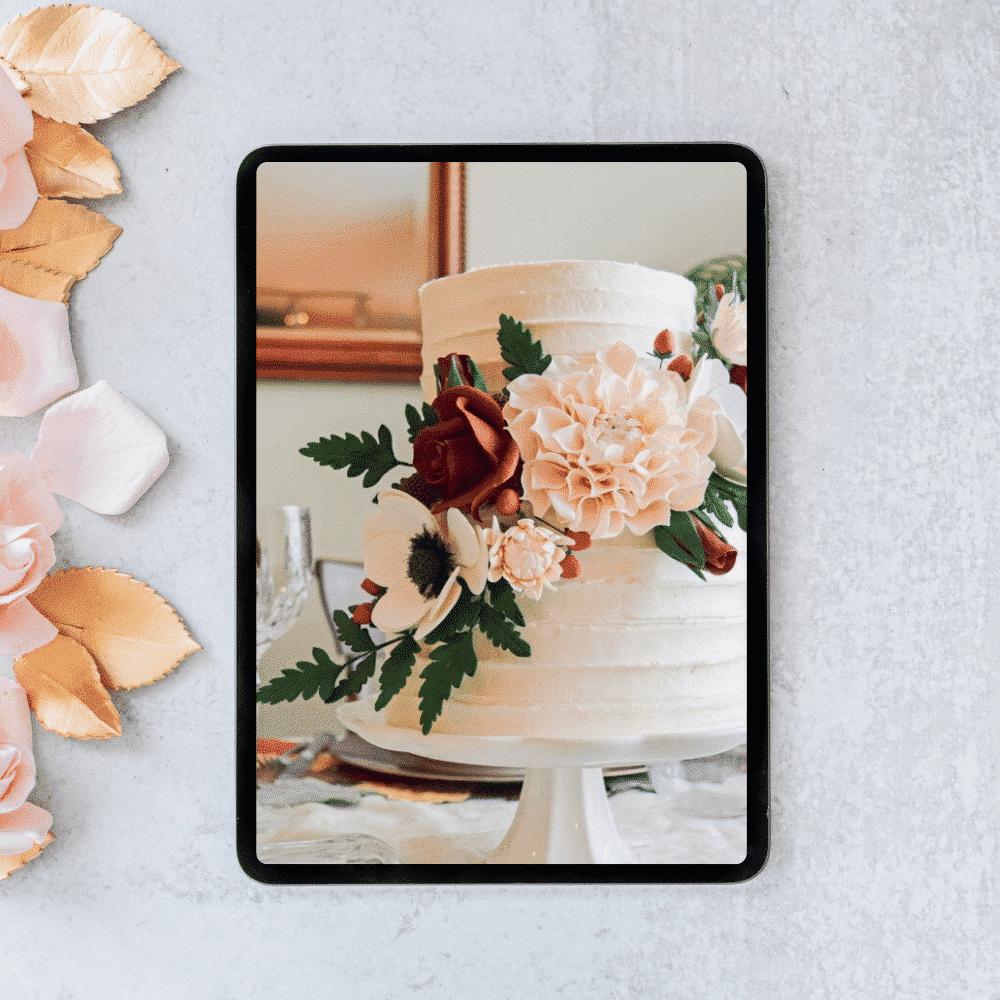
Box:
390 261 746 739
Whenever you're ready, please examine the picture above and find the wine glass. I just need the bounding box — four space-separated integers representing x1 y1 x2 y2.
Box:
255 506 312 674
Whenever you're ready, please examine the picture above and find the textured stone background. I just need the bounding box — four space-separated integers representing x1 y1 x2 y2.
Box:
3 1 998 997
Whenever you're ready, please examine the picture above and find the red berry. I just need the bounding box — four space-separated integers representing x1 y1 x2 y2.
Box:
360 578 383 596
565 530 592 552
653 329 674 355
713 283 726 301
667 354 693 380
351 603 374 626
560 554 582 579
495 488 521 517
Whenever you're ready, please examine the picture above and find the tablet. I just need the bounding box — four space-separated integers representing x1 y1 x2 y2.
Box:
237 145 767 883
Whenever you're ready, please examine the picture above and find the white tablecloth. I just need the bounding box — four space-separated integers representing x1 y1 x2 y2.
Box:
256 775 747 864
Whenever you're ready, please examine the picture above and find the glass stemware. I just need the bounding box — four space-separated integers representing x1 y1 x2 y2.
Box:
255 506 312 672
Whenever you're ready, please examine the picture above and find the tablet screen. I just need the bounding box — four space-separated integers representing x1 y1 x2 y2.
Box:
237 146 767 882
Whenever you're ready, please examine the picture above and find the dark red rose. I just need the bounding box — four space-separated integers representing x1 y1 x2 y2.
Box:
413 386 521 517
729 364 747 393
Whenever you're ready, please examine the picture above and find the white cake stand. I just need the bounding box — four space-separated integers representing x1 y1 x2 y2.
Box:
337 701 745 864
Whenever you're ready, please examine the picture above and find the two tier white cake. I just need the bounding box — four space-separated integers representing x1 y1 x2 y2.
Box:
383 261 747 740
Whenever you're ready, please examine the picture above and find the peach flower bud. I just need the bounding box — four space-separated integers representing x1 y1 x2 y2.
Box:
667 354 693 380
560 554 582 579
653 329 674 355
692 518 738 576
494 488 521 517
565 530 591 552
351 603 373 626
360 577 383 596
713 283 726 302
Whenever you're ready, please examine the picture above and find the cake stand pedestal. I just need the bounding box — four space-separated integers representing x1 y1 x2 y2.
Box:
337 702 745 864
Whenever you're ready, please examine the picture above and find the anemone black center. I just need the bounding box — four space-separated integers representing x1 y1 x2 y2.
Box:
407 528 455 599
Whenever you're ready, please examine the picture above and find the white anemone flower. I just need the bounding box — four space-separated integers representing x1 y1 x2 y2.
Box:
687 357 747 485
363 489 488 639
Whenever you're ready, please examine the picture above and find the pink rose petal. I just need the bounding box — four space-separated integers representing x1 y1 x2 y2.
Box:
0 597 57 657
31 381 169 515
0 71 36 231
0 801 52 855
0 287 78 417
0 151 37 230
0 453 62 535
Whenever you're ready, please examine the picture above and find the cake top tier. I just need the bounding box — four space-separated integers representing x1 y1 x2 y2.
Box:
418 260 696 400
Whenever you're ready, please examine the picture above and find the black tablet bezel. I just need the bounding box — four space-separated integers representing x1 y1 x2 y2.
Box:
236 143 768 885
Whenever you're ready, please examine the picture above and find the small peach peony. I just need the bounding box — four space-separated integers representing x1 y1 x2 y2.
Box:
504 342 717 539
484 518 566 600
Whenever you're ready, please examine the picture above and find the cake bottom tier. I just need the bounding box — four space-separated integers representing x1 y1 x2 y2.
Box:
383 654 747 740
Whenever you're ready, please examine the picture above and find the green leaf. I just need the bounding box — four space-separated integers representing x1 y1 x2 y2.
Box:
699 482 735 529
486 577 525 627
256 649 344 704
704 472 748 533
446 355 464 387
418 631 478 734
669 510 705 567
421 584 482 644
332 610 377 654
497 313 552 381
374 634 420 710
652 512 707 580
478 604 531 657
685 254 747 306
300 425 404 488
331 650 378 700
405 402 438 443
467 357 489 392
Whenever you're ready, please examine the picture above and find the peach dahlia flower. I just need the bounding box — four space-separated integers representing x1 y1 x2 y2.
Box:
504 341 716 539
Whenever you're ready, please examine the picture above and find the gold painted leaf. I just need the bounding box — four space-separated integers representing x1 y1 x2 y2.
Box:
0 55 27 93
0 258 72 301
26 114 122 199
28 567 200 691
0 197 121 302
0 832 54 880
0 5 180 124
14 633 121 740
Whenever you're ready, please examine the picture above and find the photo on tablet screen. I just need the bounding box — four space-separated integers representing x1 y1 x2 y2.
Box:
237 146 767 882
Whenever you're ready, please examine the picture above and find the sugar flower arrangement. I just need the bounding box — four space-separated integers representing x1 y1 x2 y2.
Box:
0 6 195 879
259 272 749 733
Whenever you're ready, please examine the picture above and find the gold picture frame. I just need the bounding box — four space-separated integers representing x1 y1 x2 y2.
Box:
255 161 465 382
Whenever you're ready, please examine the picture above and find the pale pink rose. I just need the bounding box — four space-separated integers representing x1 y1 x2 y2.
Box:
0 384 171 657
0 286 79 417
483 517 566 600
504 341 717 539
710 291 747 366
0 678 52 857
0 68 37 230
0 454 61 658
